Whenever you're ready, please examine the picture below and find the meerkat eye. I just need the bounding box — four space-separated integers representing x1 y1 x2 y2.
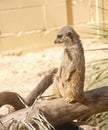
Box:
67 32 71 36
58 34 62 39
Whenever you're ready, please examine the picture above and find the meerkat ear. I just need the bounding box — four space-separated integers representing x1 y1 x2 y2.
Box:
67 32 73 38
67 31 79 42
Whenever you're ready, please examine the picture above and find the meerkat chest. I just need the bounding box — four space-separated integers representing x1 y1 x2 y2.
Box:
61 48 72 68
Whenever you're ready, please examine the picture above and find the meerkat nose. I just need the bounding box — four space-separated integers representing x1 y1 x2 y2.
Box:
54 39 60 44
54 39 63 44
54 39 58 44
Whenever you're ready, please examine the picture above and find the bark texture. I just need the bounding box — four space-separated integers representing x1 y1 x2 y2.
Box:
0 68 57 110
25 68 57 106
0 86 108 129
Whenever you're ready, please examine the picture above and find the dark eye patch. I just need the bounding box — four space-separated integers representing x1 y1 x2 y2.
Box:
57 34 62 38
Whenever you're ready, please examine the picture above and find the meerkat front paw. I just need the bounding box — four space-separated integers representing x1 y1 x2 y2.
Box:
65 74 70 81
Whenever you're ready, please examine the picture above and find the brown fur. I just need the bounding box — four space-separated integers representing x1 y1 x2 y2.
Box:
53 26 85 102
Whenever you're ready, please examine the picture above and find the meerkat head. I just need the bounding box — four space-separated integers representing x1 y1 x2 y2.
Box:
54 26 79 45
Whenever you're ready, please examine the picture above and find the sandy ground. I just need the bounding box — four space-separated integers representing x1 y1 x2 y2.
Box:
0 38 108 99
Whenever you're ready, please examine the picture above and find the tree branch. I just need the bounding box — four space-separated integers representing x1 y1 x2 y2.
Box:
0 68 57 110
25 68 57 106
0 91 26 110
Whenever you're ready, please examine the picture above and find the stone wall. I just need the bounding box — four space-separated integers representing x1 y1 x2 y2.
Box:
0 0 106 54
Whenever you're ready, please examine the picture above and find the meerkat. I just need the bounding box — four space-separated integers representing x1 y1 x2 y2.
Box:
53 26 85 102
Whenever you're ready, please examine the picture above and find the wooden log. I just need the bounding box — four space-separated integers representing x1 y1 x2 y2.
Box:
0 68 57 110
0 86 108 129
25 68 57 106
0 91 26 110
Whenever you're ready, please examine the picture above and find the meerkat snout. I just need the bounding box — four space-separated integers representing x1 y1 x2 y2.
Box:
54 34 64 44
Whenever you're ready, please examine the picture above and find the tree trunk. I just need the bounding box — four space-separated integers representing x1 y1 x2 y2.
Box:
0 86 108 129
